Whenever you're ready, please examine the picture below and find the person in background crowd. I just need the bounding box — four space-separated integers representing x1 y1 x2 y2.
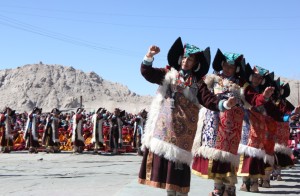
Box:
109 108 123 155
24 107 42 153
42 108 61 153
72 107 85 154
91 107 106 154
0 107 15 153
133 109 147 156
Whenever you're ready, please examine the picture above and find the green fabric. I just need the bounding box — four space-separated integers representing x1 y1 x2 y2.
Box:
255 65 269 76
223 52 241 65
184 43 202 57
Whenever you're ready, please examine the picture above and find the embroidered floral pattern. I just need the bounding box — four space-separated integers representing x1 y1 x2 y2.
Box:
275 122 290 146
214 107 244 155
201 110 219 148
247 110 266 149
264 116 277 154
153 93 199 152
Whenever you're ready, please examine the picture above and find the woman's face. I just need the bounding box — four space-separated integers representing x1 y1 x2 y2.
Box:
251 73 263 87
181 55 196 71
222 62 236 77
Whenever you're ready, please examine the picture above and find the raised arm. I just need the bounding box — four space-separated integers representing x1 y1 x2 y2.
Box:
140 45 167 85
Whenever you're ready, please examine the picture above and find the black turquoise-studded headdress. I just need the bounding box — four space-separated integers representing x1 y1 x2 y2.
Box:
51 108 61 115
243 64 271 85
280 82 290 99
167 37 211 80
212 48 245 74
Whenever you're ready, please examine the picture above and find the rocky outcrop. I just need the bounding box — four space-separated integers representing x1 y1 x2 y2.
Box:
0 64 152 113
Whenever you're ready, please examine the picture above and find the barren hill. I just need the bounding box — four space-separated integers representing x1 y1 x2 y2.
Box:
0 64 299 114
0 63 153 114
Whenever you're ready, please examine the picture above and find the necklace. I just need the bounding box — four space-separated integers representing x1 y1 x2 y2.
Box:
176 73 193 88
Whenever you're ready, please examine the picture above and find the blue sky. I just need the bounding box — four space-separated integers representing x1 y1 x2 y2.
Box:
0 0 299 96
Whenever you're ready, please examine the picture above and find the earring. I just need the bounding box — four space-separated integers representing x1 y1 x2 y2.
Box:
261 78 265 85
194 63 201 72
236 66 240 73
178 56 182 66
249 75 253 82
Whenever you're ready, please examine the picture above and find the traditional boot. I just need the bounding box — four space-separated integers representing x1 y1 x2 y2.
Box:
223 185 236 196
53 146 61 153
258 178 263 187
6 146 11 153
29 147 34 153
276 168 283 181
240 177 250 192
78 146 83 153
276 174 283 181
209 183 225 196
249 178 259 192
73 145 78 154
93 149 98 155
112 148 117 155
3 146 10 153
262 170 272 188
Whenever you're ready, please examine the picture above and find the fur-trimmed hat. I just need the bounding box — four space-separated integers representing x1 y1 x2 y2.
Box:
2 107 15 115
76 107 83 113
167 37 211 80
33 107 42 113
51 108 61 115
212 48 245 74
96 107 106 114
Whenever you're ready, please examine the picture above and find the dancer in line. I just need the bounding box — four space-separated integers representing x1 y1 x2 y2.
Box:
138 37 237 196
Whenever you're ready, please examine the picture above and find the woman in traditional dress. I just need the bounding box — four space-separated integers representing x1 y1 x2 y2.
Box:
272 83 300 181
0 107 15 153
138 37 237 196
24 107 42 153
42 108 61 153
191 49 274 196
237 64 274 192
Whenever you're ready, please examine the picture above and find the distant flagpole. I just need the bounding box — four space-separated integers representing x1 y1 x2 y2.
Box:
80 96 83 108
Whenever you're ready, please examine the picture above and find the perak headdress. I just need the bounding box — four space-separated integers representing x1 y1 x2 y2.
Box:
167 37 211 80
212 48 245 74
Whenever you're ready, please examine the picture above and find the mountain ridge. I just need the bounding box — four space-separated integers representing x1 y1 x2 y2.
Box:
0 63 152 113
0 63 299 114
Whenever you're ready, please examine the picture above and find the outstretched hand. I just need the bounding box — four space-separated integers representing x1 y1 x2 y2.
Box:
146 45 160 58
263 86 275 99
227 97 238 108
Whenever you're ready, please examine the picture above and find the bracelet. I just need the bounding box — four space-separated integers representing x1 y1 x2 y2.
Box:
143 55 154 63
223 100 231 110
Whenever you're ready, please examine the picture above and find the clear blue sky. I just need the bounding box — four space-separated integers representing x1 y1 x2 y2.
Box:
1 0 299 96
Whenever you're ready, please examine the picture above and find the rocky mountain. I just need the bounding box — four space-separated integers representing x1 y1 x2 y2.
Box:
0 63 153 114
0 64 299 114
